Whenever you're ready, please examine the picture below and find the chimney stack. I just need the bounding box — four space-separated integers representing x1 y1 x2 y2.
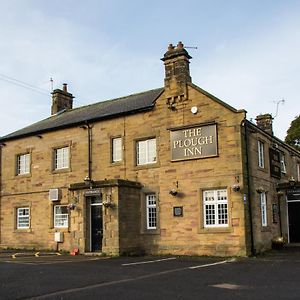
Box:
255 114 273 135
161 41 192 91
51 83 74 115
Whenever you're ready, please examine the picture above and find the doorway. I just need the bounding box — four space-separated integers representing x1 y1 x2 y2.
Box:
86 196 103 252
288 201 300 243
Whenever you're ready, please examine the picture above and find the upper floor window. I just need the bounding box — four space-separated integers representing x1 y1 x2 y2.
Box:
298 163 300 181
146 194 157 229
280 154 287 174
137 138 156 165
54 205 69 228
260 192 267 227
203 189 228 228
17 153 30 175
112 137 122 163
258 141 265 168
54 147 69 170
17 207 30 229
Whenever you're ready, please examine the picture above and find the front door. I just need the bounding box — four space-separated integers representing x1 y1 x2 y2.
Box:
288 201 300 243
87 195 103 252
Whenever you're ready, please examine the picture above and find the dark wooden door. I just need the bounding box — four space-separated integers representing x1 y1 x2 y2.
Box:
91 205 103 251
288 201 300 243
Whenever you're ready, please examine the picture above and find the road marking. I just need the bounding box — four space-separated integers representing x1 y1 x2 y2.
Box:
189 260 228 269
28 258 235 299
122 257 176 266
211 283 249 290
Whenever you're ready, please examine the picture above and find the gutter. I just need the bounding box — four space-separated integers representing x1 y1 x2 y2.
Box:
242 120 256 256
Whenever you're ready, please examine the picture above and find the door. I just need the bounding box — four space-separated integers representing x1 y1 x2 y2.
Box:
288 201 300 243
91 202 103 252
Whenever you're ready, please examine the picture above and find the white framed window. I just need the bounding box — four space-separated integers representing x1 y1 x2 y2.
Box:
54 147 69 170
112 137 122 163
54 205 69 228
258 141 265 168
137 138 156 165
297 163 300 181
280 154 286 174
260 192 267 227
203 189 228 228
17 207 30 229
146 194 157 229
17 153 30 175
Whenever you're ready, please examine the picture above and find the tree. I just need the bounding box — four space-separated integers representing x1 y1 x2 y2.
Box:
285 115 300 150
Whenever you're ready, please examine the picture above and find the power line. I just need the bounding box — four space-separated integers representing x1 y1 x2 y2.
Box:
0 73 50 96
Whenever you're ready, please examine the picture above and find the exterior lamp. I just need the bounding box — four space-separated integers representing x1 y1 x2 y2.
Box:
289 177 296 187
169 188 178 196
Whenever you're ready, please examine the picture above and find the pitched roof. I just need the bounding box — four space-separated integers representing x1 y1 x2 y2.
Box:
0 88 164 142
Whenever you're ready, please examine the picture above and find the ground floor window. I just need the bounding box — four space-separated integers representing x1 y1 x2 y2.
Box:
54 205 69 228
17 207 30 229
203 189 228 228
146 194 157 229
260 192 267 227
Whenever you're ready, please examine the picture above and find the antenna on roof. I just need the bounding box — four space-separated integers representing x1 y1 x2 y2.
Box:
185 46 198 49
50 78 54 92
273 98 285 119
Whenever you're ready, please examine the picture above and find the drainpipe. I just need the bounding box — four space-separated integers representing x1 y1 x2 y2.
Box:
242 120 256 256
80 123 93 186
0 143 5 244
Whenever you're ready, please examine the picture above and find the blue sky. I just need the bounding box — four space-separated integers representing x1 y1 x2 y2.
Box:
0 0 299 139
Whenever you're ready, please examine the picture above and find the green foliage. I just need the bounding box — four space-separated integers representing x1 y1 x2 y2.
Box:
285 115 300 150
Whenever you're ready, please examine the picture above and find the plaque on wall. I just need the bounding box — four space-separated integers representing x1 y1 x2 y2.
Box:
170 124 218 161
173 206 183 217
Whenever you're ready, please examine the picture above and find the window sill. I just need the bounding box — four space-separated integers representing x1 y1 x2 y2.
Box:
52 168 71 174
198 227 232 234
110 161 123 167
134 162 160 170
141 229 160 235
15 173 31 178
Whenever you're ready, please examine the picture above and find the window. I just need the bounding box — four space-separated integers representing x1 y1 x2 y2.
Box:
280 154 286 174
146 194 157 229
112 137 122 163
297 163 300 181
54 147 69 170
260 192 267 227
17 207 30 229
137 138 156 165
54 205 69 228
17 153 30 175
203 189 228 228
258 141 265 168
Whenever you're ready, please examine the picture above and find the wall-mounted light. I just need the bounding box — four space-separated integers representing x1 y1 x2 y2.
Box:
103 194 114 208
67 203 76 210
256 187 265 194
169 181 179 196
232 176 240 192
289 176 296 187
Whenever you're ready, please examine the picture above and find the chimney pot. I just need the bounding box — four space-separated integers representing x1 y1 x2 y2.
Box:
63 83 68 92
177 41 184 49
168 44 175 51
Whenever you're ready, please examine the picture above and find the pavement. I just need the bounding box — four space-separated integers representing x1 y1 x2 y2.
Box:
0 246 300 300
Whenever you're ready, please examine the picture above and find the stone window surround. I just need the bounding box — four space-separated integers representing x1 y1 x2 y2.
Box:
15 149 32 177
13 201 32 232
110 136 123 164
258 140 265 169
51 142 72 173
198 187 232 234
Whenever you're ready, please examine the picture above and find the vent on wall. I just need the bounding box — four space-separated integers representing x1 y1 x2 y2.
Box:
49 188 60 201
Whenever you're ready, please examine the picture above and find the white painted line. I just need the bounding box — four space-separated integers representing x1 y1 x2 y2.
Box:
189 260 229 269
122 257 176 266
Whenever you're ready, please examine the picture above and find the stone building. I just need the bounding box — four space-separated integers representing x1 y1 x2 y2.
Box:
0 42 299 256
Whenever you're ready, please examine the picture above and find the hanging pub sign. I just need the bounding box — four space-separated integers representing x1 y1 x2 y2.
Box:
269 148 281 179
170 123 218 161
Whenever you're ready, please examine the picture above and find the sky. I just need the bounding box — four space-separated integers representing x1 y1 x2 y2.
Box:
0 0 299 140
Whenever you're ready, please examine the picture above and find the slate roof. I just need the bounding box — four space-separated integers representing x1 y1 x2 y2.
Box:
0 88 164 142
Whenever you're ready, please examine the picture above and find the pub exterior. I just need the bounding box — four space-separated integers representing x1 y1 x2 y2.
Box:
0 42 299 256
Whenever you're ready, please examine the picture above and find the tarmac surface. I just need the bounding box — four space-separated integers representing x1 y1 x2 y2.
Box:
1 246 300 300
